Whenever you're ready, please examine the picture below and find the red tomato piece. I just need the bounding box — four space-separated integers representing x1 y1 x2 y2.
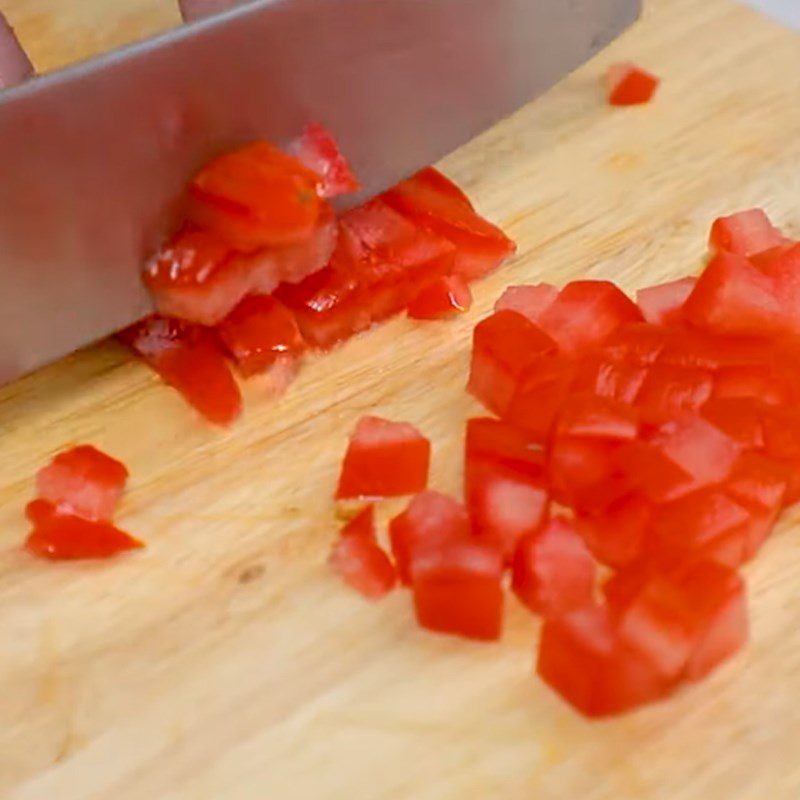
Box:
537 603 670 717
711 364 795 406
657 328 774 371
537 281 643 355
389 491 470 585
268 203 339 285
700 397 765 450
407 275 472 320
25 502 143 560
554 392 639 441
336 416 430 500
576 493 651 569
708 209 785 258
35 445 128 522
287 122 360 198
468 310 559 418
634 363 714 423
339 505 376 540
186 141 323 251
411 539 504 641
216 294 305 377
512 517 596 617
682 251 787 337
119 316 242 427
466 458 550 561
494 284 558 323
381 167 516 280
636 277 696 325
599 323 670 366
606 62 660 106
465 417 547 478
572 356 648 405
329 534 396 600
613 439 696 504
648 415 741 487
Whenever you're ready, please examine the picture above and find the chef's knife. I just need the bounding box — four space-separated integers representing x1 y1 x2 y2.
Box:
0 0 640 383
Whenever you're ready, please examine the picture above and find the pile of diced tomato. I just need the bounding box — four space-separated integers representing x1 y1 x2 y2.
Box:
122 124 515 425
330 208 800 717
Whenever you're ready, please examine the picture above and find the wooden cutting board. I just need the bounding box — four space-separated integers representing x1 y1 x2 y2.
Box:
2 0 800 797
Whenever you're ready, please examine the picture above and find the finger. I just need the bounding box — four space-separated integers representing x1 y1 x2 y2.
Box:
0 12 33 89
179 0 246 23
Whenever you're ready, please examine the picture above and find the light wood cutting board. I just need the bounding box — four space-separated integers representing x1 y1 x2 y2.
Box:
2 0 800 797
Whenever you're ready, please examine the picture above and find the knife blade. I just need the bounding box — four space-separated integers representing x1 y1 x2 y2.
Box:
0 0 640 383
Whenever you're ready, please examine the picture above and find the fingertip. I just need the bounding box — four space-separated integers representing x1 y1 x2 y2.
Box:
0 12 33 89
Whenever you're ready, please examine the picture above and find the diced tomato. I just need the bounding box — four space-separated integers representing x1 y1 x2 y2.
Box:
494 284 558 323
35 445 128 522
217 294 305 377
599 323 670 366
711 364 795 406
657 328 774 372
465 418 547 478
381 167 516 280
336 416 430 499
537 281 643 355
287 122 360 198
407 274 472 320
512 518 595 617
636 277 696 326
606 62 660 106
634 363 714 423
682 252 787 337
340 505 375 540
709 209 785 258
329 534 396 600
411 539 504 641
576 493 651 569
553 393 639 441
269 203 339 285
25 502 142 560
186 141 323 251
537 604 670 717
572 356 648 405
389 491 470 585
468 310 559 418
119 316 242 427
466 458 550 561
700 397 765 450
613 439 696 504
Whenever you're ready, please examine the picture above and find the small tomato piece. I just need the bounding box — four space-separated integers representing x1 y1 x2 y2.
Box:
636 277 696 325
407 275 472 320
465 417 547 477
709 209 785 258
287 122 360 198
634 363 714 424
329 535 396 600
575 493 651 569
340 505 376 540
606 62 660 106
494 283 558 323
554 392 639 441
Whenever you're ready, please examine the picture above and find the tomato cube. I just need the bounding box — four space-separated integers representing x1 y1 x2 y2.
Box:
119 316 242 427
287 122 360 198
612 440 696 504
636 277 696 326
709 209 785 258
468 310 559 418
512 518 596 617
465 417 547 477
217 294 305 377
340 505 376 540
711 364 795 406
336 416 430 500
576 493 651 569
25 502 142 560
381 167 516 280
411 539 504 641
35 445 128 522
537 604 669 717
407 274 472 320
606 62 660 106
700 397 765 450
466 458 550 561
537 281 644 355
634 363 714 423
553 392 639 441
389 491 470 585
600 323 670 366
329 535 396 600
572 357 647 405
494 284 558 323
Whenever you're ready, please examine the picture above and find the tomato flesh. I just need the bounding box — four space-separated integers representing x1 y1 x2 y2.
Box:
329 534 396 600
606 62 660 106
576 493 651 569
465 417 547 477
407 275 472 320
340 505 376 539
288 122 360 198
637 277 696 325
709 209 785 257
494 283 558 323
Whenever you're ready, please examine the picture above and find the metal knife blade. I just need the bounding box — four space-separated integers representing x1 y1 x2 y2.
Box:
0 0 640 383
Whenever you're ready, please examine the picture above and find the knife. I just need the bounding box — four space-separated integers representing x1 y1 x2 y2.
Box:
0 0 640 384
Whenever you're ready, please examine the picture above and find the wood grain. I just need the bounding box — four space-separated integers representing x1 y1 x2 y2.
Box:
2 0 800 797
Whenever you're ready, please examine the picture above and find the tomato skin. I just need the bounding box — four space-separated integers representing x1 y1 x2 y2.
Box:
25 501 142 560
35 445 128 522
389 491 470 585
217 294 305 377
537 604 670 717
468 310 559 419
329 534 396 600
411 539 504 641
637 277 696 325
119 316 242 427
709 209 785 258
606 62 660 106
287 122 360 198
381 167 516 280
336 416 430 500
494 283 558 323
407 275 472 320
512 518 595 617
